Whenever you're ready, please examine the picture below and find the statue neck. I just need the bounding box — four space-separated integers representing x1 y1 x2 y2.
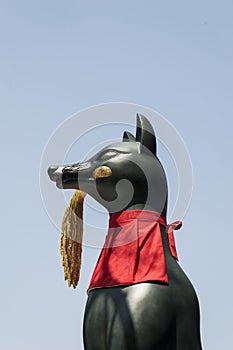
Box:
109 202 167 220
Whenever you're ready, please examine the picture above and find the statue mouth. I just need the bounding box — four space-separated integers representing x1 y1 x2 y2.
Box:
47 164 87 190
48 163 112 189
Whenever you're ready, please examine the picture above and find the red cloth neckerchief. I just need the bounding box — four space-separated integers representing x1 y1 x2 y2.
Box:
87 210 182 293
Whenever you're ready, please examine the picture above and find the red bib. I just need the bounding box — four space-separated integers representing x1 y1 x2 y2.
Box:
88 210 182 293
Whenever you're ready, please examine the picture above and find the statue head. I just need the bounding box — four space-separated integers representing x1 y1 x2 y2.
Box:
48 114 168 216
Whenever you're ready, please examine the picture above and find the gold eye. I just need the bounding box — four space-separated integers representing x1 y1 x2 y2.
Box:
93 166 112 179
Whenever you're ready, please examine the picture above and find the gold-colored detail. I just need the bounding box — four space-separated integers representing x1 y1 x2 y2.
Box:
60 190 86 288
93 166 112 179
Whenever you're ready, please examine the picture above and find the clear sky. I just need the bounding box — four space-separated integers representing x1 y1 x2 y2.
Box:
1 1 233 349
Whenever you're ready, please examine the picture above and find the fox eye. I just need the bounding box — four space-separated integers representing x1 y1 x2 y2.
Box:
97 150 119 162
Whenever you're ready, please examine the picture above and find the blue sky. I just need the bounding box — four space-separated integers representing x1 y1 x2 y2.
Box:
1 1 233 349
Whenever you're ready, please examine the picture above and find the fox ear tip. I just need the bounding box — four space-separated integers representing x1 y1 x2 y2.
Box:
135 114 157 155
122 131 136 142
136 112 144 118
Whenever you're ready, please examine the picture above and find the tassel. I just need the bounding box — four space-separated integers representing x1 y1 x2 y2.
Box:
60 190 86 288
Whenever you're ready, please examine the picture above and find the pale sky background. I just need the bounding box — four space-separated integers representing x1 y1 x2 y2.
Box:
1 1 233 349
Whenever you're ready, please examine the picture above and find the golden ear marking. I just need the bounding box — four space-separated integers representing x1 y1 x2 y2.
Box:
93 166 112 179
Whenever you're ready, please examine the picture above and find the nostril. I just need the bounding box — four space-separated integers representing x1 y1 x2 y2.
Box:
48 165 59 176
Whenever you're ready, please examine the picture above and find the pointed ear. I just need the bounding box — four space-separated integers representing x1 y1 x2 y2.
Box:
122 131 136 142
136 114 157 155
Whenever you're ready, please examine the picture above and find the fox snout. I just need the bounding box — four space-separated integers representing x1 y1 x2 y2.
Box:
48 163 84 189
48 162 112 190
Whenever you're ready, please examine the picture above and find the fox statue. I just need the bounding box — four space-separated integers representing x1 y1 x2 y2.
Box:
48 114 202 350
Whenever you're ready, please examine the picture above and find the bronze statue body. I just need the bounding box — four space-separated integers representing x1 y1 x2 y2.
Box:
48 115 202 349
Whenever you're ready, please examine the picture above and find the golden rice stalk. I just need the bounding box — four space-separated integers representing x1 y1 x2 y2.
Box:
60 190 86 288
